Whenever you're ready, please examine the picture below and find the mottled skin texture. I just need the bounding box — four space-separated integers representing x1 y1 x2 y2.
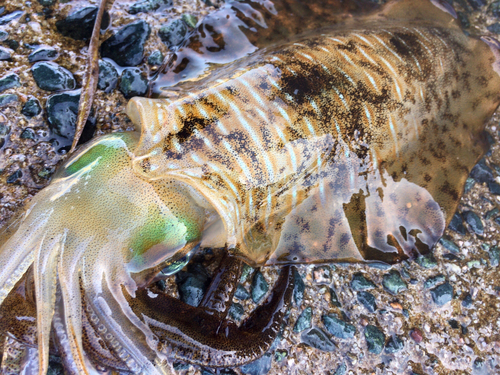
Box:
0 0 500 373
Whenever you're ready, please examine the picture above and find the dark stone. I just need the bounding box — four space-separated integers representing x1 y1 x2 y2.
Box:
38 0 56 6
119 68 148 98
175 263 210 307
430 282 453 306
0 46 11 60
3 39 19 51
463 177 475 193
20 128 35 139
470 159 493 183
181 13 198 28
366 261 391 270
301 328 336 351
488 22 500 34
357 291 377 312
129 0 173 14
101 20 151 67
424 274 446 289
56 7 110 41
489 245 500 267
439 236 460 253
333 363 347 375
7 169 22 184
322 314 356 339
239 352 272 375
0 73 20 93
0 30 7 41
473 358 484 370
385 335 404 353
461 325 468 335
47 356 65 375
449 213 466 235
0 11 23 26
234 284 250 300
97 59 118 93
415 253 438 269
293 306 312 333
274 349 287 363
251 270 269 303
292 269 305 307
457 11 470 29
46 90 80 139
489 181 500 195
0 123 9 136
228 303 244 321
448 319 459 329
485 207 499 220
240 264 253 283
351 272 376 291
466 0 485 10
364 325 385 354
172 362 189 371
382 270 407 295
28 46 58 62
462 211 484 235
31 62 76 91
329 287 341 307
489 1 500 17
21 97 42 117
0 94 18 107
147 50 164 66
159 19 187 49
461 293 473 307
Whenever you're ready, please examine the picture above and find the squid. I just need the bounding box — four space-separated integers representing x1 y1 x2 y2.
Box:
1 0 500 373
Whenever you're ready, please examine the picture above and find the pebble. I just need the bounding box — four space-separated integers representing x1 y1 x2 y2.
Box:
20 128 35 139
0 94 18 107
410 328 423 343
4 40 19 51
357 291 377 313
239 352 272 375
449 213 466 234
364 325 385 354
464 177 475 193
312 265 332 284
473 357 485 370
175 263 210 307
119 68 148 98
292 269 305 307
461 293 473 307
46 90 81 140
181 14 198 28
159 19 188 49
38 0 56 6
56 6 110 41
301 328 336 352
129 0 173 15
97 60 118 93
328 287 341 307
274 349 287 363
424 274 446 289
31 62 75 92
350 272 376 291
487 22 500 34
293 306 312 333
28 46 58 63
489 0 500 17
6 170 22 184
489 245 500 266
462 210 484 235
439 236 460 253
228 303 244 321
0 30 7 41
322 314 356 339
0 73 20 93
147 50 164 66
382 270 407 295
251 270 269 303
385 335 404 353
415 253 438 269
332 363 347 375
101 20 151 67
485 207 499 220
0 46 11 60
489 181 500 195
0 11 23 26
430 282 453 306
470 159 493 183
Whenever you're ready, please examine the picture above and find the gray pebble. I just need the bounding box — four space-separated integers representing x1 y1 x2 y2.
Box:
0 73 20 93
301 328 336 352
364 325 385 354
382 270 407 295
357 291 377 312
119 68 148 98
350 272 375 291
293 306 312 333
31 62 75 91
322 314 356 339
430 282 453 306
251 270 269 303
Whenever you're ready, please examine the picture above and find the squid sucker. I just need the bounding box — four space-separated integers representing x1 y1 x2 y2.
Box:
1 0 500 373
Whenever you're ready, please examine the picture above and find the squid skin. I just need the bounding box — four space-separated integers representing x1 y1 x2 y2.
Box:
1 0 500 373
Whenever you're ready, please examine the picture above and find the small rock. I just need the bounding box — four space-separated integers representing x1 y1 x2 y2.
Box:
449 212 466 235
21 97 42 118
350 272 376 291
430 282 453 306
181 13 198 28
473 357 485 370
424 274 446 289
0 123 9 136
56 7 110 41
31 62 76 92
439 236 460 253
461 293 473 307
4 40 19 51
97 60 118 93
385 335 404 353
274 349 287 363
234 284 250 300
293 269 305 307
148 50 164 66
0 94 18 107
463 177 475 193
172 363 189 371
313 265 332 284
415 253 438 269
0 46 11 60
251 270 268 303
101 20 151 67
462 210 484 235
332 363 347 375
489 0 500 17
485 207 499 220
159 19 188 49
322 314 356 339
239 352 272 375
466 0 485 10
46 90 81 140
28 46 58 63
6 170 22 184
129 0 173 14
489 245 500 267
0 73 20 93
293 306 312 333
301 328 336 352
119 68 148 98
357 291 377 312
410 328 423 343
228 303 244 321
489 181 500 195
364 325 385 354
0 30 7 41
175 263 210 307
38 0 56 6
382 270 407 295
0 11 23 26
20 128 35 140
470 159 493 183
448 319 459 329
328 287 341 307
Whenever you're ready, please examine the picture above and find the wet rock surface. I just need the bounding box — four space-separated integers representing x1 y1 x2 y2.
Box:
56 6 110 41
28 46 58 63
31 62 75 91
119 67 148 97
97 59 118 93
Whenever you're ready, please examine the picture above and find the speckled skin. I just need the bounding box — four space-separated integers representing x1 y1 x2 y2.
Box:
0 0 500 373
